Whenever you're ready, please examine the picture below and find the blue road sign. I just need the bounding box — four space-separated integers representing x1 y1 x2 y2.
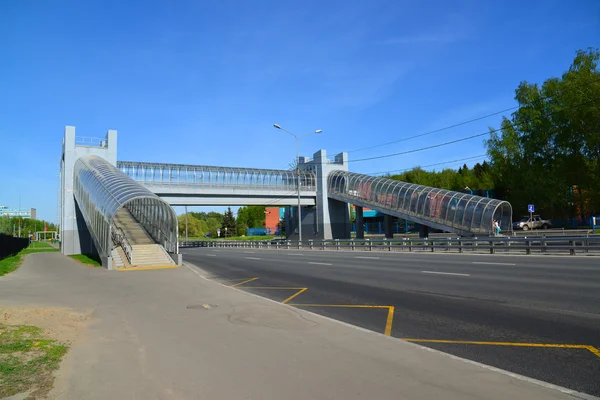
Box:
528 204 535 213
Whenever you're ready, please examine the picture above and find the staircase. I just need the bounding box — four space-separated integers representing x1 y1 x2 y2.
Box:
112 208 176 269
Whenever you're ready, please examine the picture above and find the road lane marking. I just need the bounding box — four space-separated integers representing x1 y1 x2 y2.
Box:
355 256 380 259
384 306 395 336
400 339 600 358
290 304 395 336
283 288 308 304
421 271 470 276
287 253 304 256
245 257 261 260
206 254 216 257
584 345 600 358
308 262 332 266
472 262 516 266
231 277 258 287
244 251 256 254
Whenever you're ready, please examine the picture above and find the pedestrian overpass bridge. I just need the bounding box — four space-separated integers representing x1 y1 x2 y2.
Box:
60 127 512 269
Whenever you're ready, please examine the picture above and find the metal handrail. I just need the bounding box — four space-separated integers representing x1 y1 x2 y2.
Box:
111 222 133 264
179 236 600 256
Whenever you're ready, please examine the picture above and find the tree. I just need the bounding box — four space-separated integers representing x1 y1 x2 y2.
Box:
485 48 600 219
222 207 236 237
237 206 266 228
177 214 207 238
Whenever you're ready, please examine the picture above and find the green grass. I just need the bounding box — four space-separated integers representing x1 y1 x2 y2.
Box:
68 254 102 267
0 242 58 277
0 323 69 399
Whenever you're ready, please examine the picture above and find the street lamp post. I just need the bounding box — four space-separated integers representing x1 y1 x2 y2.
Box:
273 124 322 243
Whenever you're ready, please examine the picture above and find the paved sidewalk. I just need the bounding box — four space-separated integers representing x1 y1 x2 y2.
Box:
0 253 594 400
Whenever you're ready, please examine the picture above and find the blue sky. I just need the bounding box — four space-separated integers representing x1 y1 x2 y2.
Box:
1 0 598 222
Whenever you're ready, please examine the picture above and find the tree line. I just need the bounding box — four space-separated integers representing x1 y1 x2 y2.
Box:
178 206 269 238
0 216 57 238
385 48 599 221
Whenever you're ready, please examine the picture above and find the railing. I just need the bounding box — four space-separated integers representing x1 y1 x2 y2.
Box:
180 236 600 256
110 222 133 264
75 136 108 147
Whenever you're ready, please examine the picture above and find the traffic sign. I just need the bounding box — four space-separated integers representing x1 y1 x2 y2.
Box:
528 204 535 213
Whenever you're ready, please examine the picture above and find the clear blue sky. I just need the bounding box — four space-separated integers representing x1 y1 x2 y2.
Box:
1 0 598 222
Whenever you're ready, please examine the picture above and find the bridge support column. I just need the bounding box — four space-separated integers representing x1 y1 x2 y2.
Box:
355 206 364 239
418 224 430 239
308 150 350 239
384 214 394 239
60 126 117 258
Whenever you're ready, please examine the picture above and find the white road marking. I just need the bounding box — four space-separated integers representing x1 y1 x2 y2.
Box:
245 257 261 260
244 251 256 254
287 253 304 256
472 262 516 266
355 256 380 259
309 262 333 266
206 254 216 257
421 271 470 277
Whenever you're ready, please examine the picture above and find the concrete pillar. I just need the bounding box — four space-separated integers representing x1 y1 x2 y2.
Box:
307 150 350 239
356 206 364 239
60 126 118 260
384 214 394 239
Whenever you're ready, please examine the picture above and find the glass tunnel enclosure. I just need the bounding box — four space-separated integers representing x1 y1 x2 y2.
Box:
73 155 178 262
117 161 317 192
328 170 513 236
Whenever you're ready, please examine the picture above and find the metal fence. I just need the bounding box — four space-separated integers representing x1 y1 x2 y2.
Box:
181 236 600 256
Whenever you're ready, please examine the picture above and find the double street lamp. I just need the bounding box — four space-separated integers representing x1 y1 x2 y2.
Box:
273 124 322 242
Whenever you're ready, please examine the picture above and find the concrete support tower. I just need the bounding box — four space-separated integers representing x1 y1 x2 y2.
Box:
60 126 117 256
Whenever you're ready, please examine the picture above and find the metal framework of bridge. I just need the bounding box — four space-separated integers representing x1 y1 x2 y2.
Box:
60 127 512 269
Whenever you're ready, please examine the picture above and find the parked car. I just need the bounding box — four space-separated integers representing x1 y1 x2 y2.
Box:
513 215 552 230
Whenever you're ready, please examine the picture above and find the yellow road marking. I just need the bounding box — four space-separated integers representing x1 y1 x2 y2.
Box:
282 288 308 304
231 277 259 287
242 287 306 289
584 345 600 358
289 304 395 336
401 339 600 358
117 265 179 271
289 304 390 308
384 306 395 336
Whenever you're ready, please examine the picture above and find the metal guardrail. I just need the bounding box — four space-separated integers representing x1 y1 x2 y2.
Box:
180 236 600 256
111 222 133 264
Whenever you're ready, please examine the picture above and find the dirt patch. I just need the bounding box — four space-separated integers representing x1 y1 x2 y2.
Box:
0 307 92 345
0 307 92 399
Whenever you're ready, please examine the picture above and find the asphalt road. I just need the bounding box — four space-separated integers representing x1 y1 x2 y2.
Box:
181 248 600 396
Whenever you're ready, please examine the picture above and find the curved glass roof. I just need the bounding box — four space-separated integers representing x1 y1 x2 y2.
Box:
73 155 178 258
328 170 512 236
117 161 317 192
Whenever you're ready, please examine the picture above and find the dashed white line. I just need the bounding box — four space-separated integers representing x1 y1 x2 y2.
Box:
287 253 304 256
245 257 261 260
472 262 516 266
206 254 216 257
355 256 380 259
309 262 333 266
244 251 256 254
421 271 470 277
